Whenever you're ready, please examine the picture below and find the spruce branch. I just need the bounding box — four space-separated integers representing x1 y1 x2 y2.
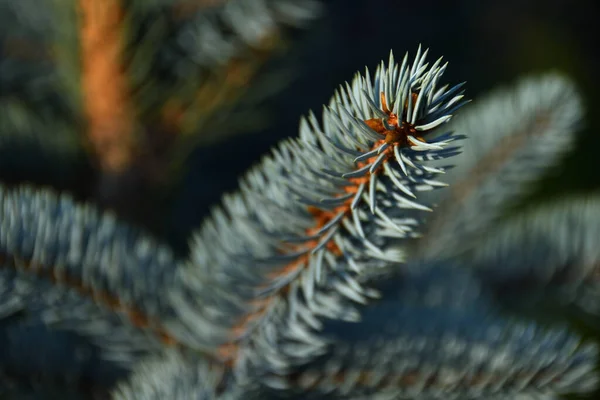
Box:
111 263 600 399
458 195 600 323
466 195 600 286
254 265 598 399
174 46 467 381
0 184 190 371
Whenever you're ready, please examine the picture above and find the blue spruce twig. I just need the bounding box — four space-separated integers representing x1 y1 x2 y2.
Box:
174 46 467 369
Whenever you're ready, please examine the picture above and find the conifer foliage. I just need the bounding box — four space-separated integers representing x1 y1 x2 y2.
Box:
1 1 599 399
